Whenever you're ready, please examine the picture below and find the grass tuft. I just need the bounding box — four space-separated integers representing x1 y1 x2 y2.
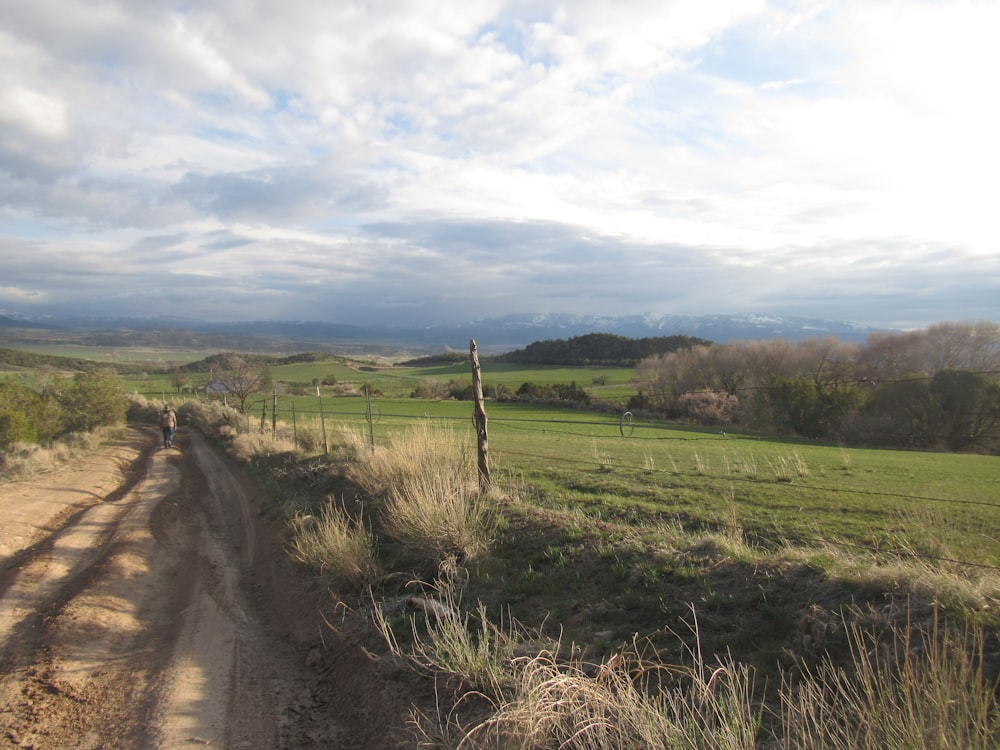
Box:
288 499 379 591
780 608 999 749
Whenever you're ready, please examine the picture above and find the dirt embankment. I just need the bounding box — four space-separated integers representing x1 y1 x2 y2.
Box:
0 427 412 749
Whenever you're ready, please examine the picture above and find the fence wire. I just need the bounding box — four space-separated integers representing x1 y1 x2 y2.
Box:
137 391 1000 573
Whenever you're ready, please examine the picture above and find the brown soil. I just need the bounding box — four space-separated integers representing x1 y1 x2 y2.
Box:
0 427 415 749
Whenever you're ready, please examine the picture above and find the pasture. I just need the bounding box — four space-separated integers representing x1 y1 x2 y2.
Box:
11 346 1000 743
277 398 1000 567
124 355 1000 574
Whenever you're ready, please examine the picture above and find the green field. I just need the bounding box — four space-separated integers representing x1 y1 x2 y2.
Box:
123 360 635 400
299 401 1000 567
5 344 992 576
114 352 1000 574
7 343 1000 740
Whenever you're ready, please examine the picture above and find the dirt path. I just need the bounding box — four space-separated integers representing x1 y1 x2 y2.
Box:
0 427 410 749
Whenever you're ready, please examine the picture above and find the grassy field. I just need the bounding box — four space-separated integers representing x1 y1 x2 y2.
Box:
10 345 1000 745
259 400 999 747
1 344 214 366
254 398 1000 565
125 359 637 402
121 353 1000 577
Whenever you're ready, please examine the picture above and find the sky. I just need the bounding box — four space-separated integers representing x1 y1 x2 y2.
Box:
1 0 998 331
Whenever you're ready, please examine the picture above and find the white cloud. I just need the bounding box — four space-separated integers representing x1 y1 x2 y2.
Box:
0 0 996 330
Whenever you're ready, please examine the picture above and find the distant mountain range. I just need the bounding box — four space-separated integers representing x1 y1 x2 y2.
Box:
413 313 884 351
0 312 886 355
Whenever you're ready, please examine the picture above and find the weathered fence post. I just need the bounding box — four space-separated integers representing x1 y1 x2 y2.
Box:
318 392 329 455
291 401 298 450
272 389 277 435
470 339 490 493
364 387 376 451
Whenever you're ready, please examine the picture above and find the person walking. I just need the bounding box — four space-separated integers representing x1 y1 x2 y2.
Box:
160 405 177 448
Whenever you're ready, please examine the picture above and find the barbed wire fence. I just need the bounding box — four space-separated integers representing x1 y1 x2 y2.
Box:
136 363 1000 574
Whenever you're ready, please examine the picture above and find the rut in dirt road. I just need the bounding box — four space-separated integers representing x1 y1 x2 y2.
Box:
0 427 357 749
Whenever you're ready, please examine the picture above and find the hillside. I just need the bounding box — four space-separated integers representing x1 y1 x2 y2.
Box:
490 332 711 366
0 348 149 375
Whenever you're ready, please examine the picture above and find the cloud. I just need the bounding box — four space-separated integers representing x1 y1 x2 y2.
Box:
0 0 996 332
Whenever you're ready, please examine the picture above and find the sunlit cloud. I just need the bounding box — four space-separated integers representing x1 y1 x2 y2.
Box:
0 0 996 329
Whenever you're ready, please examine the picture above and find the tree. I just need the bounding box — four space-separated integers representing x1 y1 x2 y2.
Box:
857 377 935 448
59 369 127 432
215 354 272 414
0 381 39 448
929 369 1000 450
169 366 190 393
762 376 863 439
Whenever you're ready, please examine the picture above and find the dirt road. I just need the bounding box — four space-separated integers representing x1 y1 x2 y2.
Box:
0 427 408 749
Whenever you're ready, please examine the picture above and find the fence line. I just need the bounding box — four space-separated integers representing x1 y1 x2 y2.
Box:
138 389 1000 574
136 390 1000 512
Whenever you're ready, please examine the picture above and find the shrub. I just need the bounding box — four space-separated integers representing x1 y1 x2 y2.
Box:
60 369 127 432
676 390 740 426
288 501 379 591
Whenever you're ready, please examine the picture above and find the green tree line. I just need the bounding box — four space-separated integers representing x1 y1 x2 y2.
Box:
491 332 712 366
631 321 1000 451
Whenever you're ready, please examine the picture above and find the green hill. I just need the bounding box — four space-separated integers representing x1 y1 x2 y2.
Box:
489 332 711 366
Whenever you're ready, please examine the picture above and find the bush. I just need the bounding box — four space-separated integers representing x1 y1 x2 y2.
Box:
676 390 740 426
288 501 379 591
516 381 590 405
127 394 242 441
60 369 127 432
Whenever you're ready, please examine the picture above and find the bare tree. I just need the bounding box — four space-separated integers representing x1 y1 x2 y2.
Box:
215 354 272 414
169 366 190 393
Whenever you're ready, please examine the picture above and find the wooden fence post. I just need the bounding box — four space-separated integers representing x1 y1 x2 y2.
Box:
364 387 376 451
470 339 490 493
318 392 329 455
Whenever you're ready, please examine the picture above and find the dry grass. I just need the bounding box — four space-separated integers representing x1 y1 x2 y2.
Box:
463 651 758 750
780 609 999 749
345 422 474 498
375 583 520 698
288 500 379 592
347 423 497 565
377 590 997 749
0 425 125 479
381 469 496 564
376 594 760 750
232 431 298 460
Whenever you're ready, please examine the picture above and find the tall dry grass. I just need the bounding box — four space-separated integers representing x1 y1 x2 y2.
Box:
232 431 298 460
464 650 758 750
346 423 497 565
376 587 997 749
780 609 998 749
376 592 760 750
288 500 379 592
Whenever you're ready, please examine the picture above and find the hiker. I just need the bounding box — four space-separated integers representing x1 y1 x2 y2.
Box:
160 405 177 448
